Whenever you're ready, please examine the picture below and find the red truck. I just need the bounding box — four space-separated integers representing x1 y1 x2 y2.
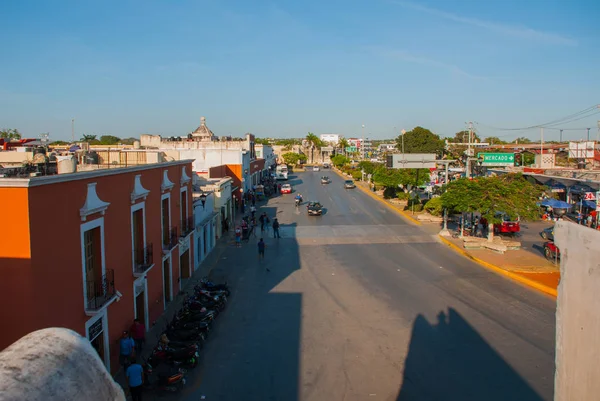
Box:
493 212 520 234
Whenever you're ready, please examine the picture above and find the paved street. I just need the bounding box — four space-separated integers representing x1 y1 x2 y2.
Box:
174 171 556 401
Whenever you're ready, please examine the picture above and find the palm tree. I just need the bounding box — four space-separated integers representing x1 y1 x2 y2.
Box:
305 132 321 164
80 134 97 142
338 137 349 156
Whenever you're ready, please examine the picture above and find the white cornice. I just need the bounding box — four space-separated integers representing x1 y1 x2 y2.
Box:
131 174 150 204
161 170 174 192
80 183 110 221
0 160 194 188
180 166 191 185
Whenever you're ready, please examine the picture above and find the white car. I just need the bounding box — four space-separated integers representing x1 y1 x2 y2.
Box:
313 166 320 172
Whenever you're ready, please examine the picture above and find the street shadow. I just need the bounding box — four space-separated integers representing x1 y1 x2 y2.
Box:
396 308 544 401
288 177 304 186
531 243 547 257
176 202 302 401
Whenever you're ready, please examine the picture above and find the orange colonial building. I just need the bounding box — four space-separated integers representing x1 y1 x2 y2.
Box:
0 160 194 373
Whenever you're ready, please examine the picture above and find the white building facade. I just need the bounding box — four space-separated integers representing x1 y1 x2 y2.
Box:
320 134 340 145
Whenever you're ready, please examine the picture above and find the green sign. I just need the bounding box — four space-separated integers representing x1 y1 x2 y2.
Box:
477 152 515 166
346 146 357 153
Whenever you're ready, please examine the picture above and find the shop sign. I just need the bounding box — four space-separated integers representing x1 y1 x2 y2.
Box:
583 192 596 201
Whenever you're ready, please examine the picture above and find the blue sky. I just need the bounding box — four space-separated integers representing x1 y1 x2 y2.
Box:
1 0 599 141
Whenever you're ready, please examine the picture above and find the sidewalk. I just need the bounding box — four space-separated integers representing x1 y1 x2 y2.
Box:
113 197 269 396
422 221 559 296
332 167 559 297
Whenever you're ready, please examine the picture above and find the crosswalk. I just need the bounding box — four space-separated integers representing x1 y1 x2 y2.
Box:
273 224 437 245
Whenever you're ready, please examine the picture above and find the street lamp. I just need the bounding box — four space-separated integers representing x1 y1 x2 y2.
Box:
401 129 406 158
361 124 365 160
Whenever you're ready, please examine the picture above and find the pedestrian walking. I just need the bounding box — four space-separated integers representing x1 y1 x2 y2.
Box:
259 212 270 232
126 356 144 401
235 226 242 248
250 205 256 218
118 331 135 368
129 319 145 355
272 218 281 239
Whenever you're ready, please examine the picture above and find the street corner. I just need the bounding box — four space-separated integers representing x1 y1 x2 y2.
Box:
437 234 559 297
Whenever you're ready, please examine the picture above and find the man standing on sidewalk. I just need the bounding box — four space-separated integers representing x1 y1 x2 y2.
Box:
272 218 281 239
259 212 270 232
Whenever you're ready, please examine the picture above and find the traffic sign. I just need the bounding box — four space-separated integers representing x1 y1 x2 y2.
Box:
477 153 515 166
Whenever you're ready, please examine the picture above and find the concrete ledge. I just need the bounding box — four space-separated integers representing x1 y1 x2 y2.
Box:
417 213 443 222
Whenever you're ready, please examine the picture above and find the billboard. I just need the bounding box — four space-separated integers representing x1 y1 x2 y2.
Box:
569 141 596 159
386 153 437 169
477 152 515 166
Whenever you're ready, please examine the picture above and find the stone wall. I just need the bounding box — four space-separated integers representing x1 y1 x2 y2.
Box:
554 221 600 401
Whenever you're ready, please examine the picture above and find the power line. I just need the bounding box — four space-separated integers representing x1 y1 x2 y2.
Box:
476 104 600 131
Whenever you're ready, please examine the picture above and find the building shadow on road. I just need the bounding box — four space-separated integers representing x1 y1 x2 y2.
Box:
177 205 302 401
396 308 545 401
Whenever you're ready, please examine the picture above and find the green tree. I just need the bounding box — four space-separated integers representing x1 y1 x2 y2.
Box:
282 152 306 166
51 140 69 145
397 126 445 155
357 161 379 175
484 136 507 145
515 137 532 144
305 132 322 164
331 154 350 167
0 128 22 140
448 130 480 143
80 134 97 143
337 137 349 156
99 135 121 145
423 197 443 216
441 174 543 241
120 137 138 145
255 138 271 145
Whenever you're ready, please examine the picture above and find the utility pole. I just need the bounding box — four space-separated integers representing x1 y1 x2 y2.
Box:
540 127 544 168
468 121 474 157
361 124 365 160
586 127 591 142
597 120 600 142
71 118 75 143
560 129 563 143
401 129 406 163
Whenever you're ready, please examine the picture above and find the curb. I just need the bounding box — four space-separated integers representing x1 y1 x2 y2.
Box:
331 168 422 226
437 235 558 298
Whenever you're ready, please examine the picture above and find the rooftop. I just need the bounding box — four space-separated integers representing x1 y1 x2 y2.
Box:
0 160 193 188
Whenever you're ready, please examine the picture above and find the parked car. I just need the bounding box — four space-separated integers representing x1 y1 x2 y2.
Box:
540 226 554 241
322 163 330 169
313 166 320 172
280 184 292 194
344 180 356 189
493 212 520 234
544 241 560 264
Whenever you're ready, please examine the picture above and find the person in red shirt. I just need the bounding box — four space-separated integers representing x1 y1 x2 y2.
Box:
129 319 145 355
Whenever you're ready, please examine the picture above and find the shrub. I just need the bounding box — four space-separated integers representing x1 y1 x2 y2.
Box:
383 187 397 199
396 191 410 200
405 203 423 212
351 170 362 181
423 197 443 216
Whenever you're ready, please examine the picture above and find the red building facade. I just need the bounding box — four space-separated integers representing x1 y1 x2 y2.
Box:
0 160 194 373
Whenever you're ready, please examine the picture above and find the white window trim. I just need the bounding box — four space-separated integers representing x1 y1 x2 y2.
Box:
85 309 110 370
180 187 188 224
80 218 106 312
162 254 173 309
131 202 148 275
133 277 149 332
161 192 171 252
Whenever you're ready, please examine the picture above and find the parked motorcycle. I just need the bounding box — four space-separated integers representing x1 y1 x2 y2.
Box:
199 277 230 294
144 359 186 392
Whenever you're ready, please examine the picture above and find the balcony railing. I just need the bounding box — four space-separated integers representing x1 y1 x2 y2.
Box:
163 227 178 251
180 216 194 237
134 244 154 276
86 269 116 312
